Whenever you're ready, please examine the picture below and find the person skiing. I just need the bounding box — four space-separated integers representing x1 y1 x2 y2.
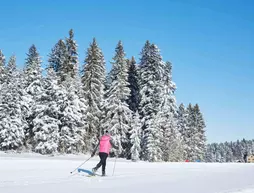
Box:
91 130 118 176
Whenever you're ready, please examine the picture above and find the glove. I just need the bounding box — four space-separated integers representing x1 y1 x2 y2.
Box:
91 152 95 157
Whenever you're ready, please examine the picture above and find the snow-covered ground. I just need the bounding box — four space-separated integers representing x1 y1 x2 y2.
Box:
1 152 254 193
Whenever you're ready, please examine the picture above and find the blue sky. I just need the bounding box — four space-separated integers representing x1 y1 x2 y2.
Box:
0 0 253 143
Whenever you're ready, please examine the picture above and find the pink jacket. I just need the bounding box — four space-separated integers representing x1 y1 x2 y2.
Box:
99 135 112 154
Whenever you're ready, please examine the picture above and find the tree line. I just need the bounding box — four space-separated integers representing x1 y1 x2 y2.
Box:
205 138 254 162
0 29 206 162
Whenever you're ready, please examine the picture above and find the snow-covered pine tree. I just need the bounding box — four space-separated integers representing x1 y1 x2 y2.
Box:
211 143 218 162
246 139 254 155
224 141 234 162
24 45 42 78
6 55 16 79
24 44 43 92
185 104 195 161
138 41 165 161
65 29 79 79
145 112 163 162
177 103 189 160
214 143 222 162
129 111 142 161
32 67 62 154
57 78 87 154
204 144 213 162
163 61 177 116
205 139 254 163
159 101 184 162
251 140 254 155
0 55 28 150
0 50 5 66
81 38 106 151
0 50 6 86
48 39 68 81
218 143 226 162
23 45 44 147
127 56 139 113
104 73 111 95
193 104 206 161
241 138 248 156
46 32 86 154
60 29 84 110
157 59 183 162
233 140 243 161
106 48 120 92
104 41 132 157
185 103 207 161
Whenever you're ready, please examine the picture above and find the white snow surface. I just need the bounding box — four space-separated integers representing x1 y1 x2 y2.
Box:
1 152 254 193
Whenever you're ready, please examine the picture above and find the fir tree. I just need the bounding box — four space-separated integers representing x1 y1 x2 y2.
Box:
0 50 5 67
23 44 44 147
0 57 28 150
104 41 132 156
186 103 207 161
159 101 184 162
0 50 6 85
177 103 189 160
224 141 234 162
159 59 183 162
138 41 165 161
163 61 177 116
65 29 79 79
81 38 106 150
57 82 87 154
185 104 195 161
205 144 214 162
127 56 139 112
48 39 68 80
193 104 206 161
24 45 42 79
7 55 16 71
145 113 163 162
6 55 17 81
185 104 206 161
32 68 61 154
129 111 142 161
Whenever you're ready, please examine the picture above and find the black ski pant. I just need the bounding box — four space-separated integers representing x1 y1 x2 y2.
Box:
95 152 108 173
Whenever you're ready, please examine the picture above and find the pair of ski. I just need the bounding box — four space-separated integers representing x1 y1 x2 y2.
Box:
77 168 104 177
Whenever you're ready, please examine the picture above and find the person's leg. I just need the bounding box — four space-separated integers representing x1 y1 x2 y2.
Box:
93 153 103 172
101 153 108 176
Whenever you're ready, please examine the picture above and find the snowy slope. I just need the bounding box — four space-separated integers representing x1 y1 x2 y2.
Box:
0 152 254 193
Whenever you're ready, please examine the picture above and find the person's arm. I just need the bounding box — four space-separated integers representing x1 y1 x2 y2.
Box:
91 141 99 157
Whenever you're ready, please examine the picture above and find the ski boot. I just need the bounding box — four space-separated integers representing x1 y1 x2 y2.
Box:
92 167 98 175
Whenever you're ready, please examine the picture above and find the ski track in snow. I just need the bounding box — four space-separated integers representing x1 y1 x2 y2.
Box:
1 152 254 193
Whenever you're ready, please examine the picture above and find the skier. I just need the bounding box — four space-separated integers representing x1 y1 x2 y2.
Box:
91 130 118 176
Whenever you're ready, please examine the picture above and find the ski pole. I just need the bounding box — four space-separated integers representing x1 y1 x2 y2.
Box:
112 155 117 176
70 156 92 174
